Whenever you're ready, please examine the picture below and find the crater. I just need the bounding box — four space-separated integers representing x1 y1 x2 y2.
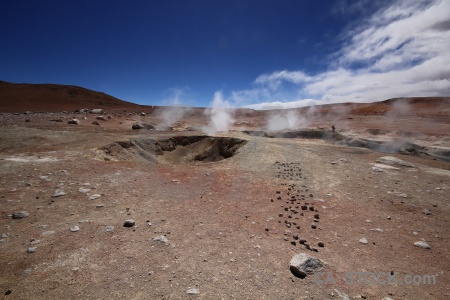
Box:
100 136 247 164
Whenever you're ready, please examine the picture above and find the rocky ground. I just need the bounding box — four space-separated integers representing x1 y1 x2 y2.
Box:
0 110 449 300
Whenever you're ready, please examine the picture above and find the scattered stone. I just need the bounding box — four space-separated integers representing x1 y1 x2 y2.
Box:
318 242 324 247
12 211 29 219
96 204 104 208
423 209 432 215
153 235 169 245
186 287 199 295
414 241 431 249
370 228 384 232
299 239 306 244
4 289 12 295
359 238 368 244
68 119 80 125
372 163 400 170
88 194 101 200
376 156 415 168
42 230 55 236
289 253 324 278
293 234 299 240
70 226 80 232
96 116 107 121
311 224 317 229
92 121 100 126
123 219 135 227
78 187 91 193
89 109 103 114
27 247 37 253
104 226 114 232
132 123 155 130
372 167 383 172
291 241 296 246
52 189 66 197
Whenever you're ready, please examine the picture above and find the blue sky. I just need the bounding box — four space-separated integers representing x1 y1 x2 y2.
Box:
1 0 449 108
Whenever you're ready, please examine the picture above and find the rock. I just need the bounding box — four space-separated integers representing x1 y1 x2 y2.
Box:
52 189 66 197
153 235 169 245
372 166 383 172
123 219 135 227
78 187 91 193
88 194 101 200
96 116 107 121
372 163 400 170
42 230 56 236
92 121 100 126
423 209 432 215
4 289 12 295
318 242 324 247
68 119 80 125
27 247 37 253
414 241 431 249
70 226 80 232
132 123 155 130
12 211 30 219
311 224 317 229
289 253 324 278
376 156 415 168
89 109 103 114
359 238 368 244
104 226 114 232
186 287 199 295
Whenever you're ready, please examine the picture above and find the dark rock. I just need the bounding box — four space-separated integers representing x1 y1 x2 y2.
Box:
318 242 324 247
123 219 136 227
12 211 29 219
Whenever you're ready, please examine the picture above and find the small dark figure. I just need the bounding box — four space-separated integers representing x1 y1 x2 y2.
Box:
331 125 336 133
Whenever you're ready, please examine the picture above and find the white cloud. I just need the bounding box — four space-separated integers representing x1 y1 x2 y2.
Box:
229 0 450 109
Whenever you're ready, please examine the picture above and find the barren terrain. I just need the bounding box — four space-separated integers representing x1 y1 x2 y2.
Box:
0 82 449 299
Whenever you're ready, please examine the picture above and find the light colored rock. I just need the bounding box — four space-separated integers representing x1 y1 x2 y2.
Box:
42 230 56 236
88 194 101 200
289 253 323 278
89 109 103 114
372 167 383 172
414 241 431 249
70 226 80 232
359 238 369 244
27 247 37 253
153 235 169 245
376 156 415 168
78 187 91 193
52 189 66 197
186 288 199 295
372 163 400 170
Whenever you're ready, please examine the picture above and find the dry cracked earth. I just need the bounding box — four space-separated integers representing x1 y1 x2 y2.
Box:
0 111 449 300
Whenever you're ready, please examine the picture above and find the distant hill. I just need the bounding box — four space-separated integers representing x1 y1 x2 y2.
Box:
349 97 450 116
0 81 143 113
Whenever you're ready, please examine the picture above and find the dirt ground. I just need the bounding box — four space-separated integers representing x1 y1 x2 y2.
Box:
0 107 449 300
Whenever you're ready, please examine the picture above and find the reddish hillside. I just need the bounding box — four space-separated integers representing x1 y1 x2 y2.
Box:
349 97 450 116
0 81 143 113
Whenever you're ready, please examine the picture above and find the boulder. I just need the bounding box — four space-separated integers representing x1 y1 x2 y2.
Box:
89 109 103 114
68 119 80 125
289 253 324 278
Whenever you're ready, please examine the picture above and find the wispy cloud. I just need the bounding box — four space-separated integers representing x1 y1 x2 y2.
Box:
229 0 450 109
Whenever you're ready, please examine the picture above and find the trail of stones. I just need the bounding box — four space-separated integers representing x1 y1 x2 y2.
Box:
271 161 323 252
